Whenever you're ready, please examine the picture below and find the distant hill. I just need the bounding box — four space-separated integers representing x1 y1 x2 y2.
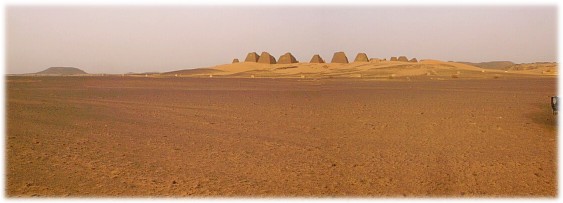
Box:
457 61 515 70
36 67 87 75
125 72 161 75
506 62 558 75
164 68 223 75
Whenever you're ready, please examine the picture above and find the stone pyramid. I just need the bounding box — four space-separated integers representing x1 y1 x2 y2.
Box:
244 52 260 62
370 58 384 62
390 57 398 61
354 53 369 62
310 54 325 63
232 58 239 63
278 52 298 64
257 52 276 64
331 52 349 63
398 56 409 62
409 58 418 62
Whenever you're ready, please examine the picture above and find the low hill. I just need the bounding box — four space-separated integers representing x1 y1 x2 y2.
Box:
125 72 161 75
506 62 558 75
36 67 87 75
457 61 515 70
165 68 223 75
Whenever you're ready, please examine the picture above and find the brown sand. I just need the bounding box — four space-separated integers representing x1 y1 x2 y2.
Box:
7 76 557 197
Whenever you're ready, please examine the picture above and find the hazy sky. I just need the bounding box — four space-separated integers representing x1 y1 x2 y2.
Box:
6 6 557 74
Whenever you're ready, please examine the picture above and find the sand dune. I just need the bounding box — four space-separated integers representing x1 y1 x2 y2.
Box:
163 60 556 79
457 61 515 70
165 68 224 75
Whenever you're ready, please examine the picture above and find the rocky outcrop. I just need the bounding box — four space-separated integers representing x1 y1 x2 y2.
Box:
409 58 418 62
278 52 298 64
354 53 369 62
390 57 398 61
331 52 349 63
232 58 239 63
398 56 409 62
244 52 260 62
257 52 277 64
310 54 325 63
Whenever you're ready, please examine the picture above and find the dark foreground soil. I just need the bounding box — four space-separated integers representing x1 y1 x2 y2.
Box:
6 76 557 197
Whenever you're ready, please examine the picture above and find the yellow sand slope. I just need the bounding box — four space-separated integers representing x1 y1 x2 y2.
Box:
164 60 557 78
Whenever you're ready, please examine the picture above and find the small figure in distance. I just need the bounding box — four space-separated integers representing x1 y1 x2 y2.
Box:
551 96 558 115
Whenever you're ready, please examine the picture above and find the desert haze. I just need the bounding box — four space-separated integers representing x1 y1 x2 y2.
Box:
5 5 558 198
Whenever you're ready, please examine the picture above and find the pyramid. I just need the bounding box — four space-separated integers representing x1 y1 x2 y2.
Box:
232 58 239 63
331 52 349 63
354 53 369 62
370 58 384 62
310 54 325 63
409 58 418 62
257 52 276 64
278 52 298 64
398 56 409 62
244 52 260 62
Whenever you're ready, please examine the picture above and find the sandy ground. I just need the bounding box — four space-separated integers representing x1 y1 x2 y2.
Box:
166 60 557 78
6 76 557 197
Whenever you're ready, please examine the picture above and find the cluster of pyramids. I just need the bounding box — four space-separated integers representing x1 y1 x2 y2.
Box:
390 56 418 62
232 52 418 64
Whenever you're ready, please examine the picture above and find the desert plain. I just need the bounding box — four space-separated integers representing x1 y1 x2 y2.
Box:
6 62 557 197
